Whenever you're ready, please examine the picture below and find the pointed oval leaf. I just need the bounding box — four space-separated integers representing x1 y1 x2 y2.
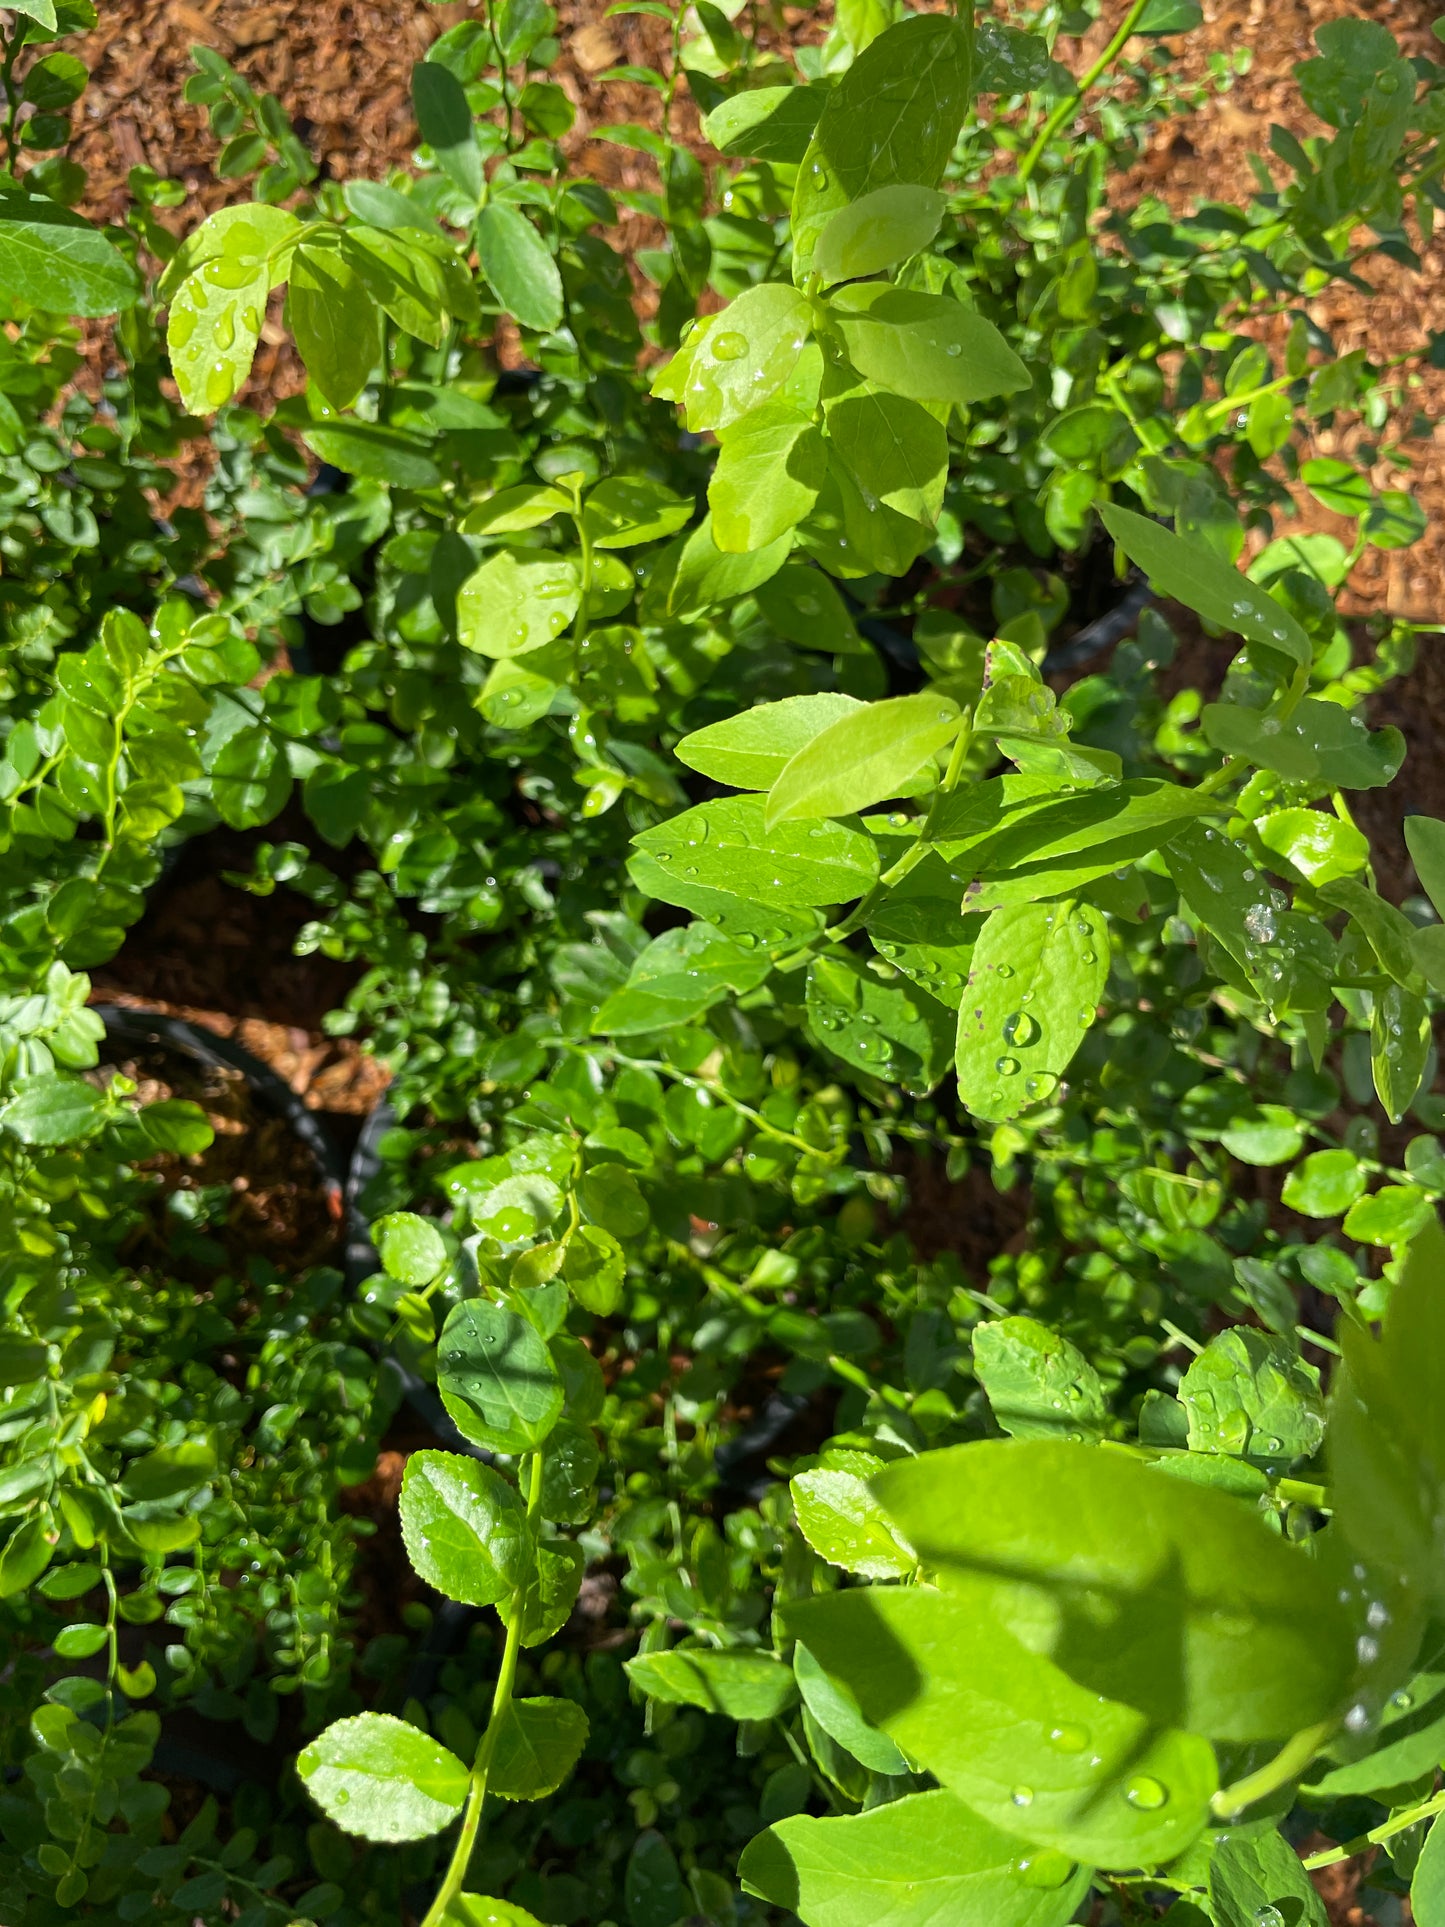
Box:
677 693 863 791
489 1697 590 1801
1099 504 1309 665
438 1300 564 1454
399 1450 531 1607
298 1713 468 1842
740 1789 1091 1927
476 202 563 332
767 693 960 825
813 184 945 287
457 551 580 658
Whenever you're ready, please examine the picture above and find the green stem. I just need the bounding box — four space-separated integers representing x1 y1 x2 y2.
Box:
420 1451 544 1927
1016 0 1152 187
1211 1718 1335 1818
1303 1782 1445 1870
0 18 24 173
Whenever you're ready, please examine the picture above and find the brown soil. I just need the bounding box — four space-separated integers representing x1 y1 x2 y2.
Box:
103 1031 345 1275
91 824 391 1121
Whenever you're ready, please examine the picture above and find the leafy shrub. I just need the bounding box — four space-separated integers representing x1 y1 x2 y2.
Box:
4 0 1445 1922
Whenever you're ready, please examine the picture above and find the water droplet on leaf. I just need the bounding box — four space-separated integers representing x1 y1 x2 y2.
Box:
1124 1775 1167 1810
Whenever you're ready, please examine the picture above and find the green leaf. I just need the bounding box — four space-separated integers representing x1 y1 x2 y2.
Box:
561 1225 626 1317
1178 1329 1323 1469
755 563 862 653
287 241 379 410
463 485 571 535
767 693 960 825
677 693 862 790
703 84 824 161
578 1160 649 1239
1343 1183 1433 1248
626 1648 799 1720
375 1211 447 1286
740 1790 1091 1927
791 1453 918 1579
824 385 948 527
1372 984 1432 1125
791 15 973 282
457 551 580 658
512 1536 584 1647
166 258 267 413
443 1898 547 1927
662 284 814 432
581 476 693 549
120 1439 217 1501
1256 807 1369 886
1164 823 1336 1015
476 203 564 332
8 0 58 27
1322 877 1421 986
787 1582 1216 1867
340 226 451 348
662 512 794 617
813 185 944 287
399 1451 531 1607
489 1697 590 1801
1406 815 1445 920
1208 1824 1328 1927
954 901 1109 1122
593 922 773 1034
299 1713 469 1842
156 203 300 304
1309 1664 1445 1797
632 794 878 908
711 404 826 554
874 1438 1356 1742
0 1515 55 1597
0 190 138 316
1134 0 1203 29
1201 700 1403 790
627 850 825 948
959 779 1216 912
829 284 1028 406
1099 504 1311 666
806 951 955 1091
793 1642 909 1776
973 1317 1108 1442
2 1072 106 1144
438 1300 565 1454
413 60 484 201
1281 1147 1367 1217
1415 1818 1445 1927
301 420 442 487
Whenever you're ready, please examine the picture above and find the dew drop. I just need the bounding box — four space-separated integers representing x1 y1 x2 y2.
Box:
1049 1723 1089 1753
1124 1775 1167 1811
1344 1702 1371 1732
1244 903 1277 944
1010 1785 1034 1808
205 361 233 407
995 1055 1020 1076
1003 1011 1039 1047
996 962 1013 979
712 330 748 361
1016 1849 1072 1890
170 306 197 348
1255 1908 1285 1927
